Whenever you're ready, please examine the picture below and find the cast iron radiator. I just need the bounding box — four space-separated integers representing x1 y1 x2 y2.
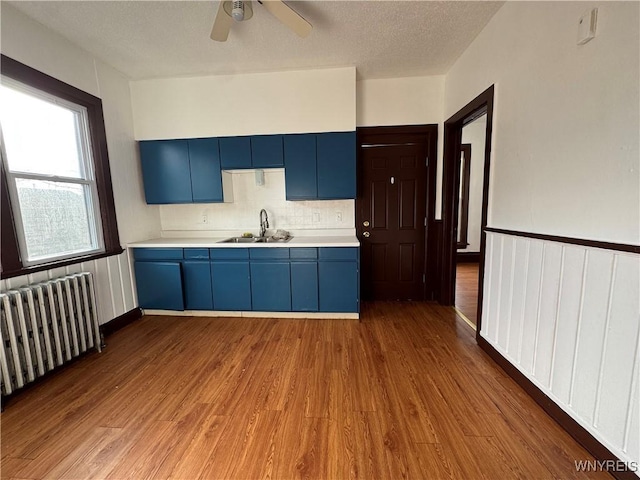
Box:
0 272 101 396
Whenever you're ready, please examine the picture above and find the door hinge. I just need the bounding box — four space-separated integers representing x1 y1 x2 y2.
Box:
422 274 426 284
426 157 429 167
424 217 427 227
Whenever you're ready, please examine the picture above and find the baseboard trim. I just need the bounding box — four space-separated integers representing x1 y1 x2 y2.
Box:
477 335 638 480
456 251 480 263
100 307 143 337
143 309 359 319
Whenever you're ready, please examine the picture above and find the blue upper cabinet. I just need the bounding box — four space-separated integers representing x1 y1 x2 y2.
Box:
251 135 284 168
140 138 225 204
219 136 252 169
140 140 192 204
188 138 223 202
284 134 317 200
317 132 357 199
284 132 356 201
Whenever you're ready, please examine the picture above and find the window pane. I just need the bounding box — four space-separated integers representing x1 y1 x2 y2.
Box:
0 84 84 178
15 178 98 261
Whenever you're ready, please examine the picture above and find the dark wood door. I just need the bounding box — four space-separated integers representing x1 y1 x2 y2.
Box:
358 143 428 300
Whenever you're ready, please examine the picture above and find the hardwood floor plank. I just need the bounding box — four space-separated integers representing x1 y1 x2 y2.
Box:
456 262 479 326
412 442 465 480
0 457 32 479
1 305 610 479
167 411 229 480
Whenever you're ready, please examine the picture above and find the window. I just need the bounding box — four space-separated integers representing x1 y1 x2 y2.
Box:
1 55 121 278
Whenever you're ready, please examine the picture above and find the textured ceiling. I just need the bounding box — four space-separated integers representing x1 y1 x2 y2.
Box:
8 1 503 80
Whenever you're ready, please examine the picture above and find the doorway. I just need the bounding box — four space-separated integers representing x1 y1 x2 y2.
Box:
441 86 494 335
454 115 487 327
356 125 438 301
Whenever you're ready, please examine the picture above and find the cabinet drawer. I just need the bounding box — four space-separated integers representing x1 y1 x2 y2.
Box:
290 248 318 260
210 248 250 259
249 248 290 260
133 248 184 260
184 248 210 259
318 247 359 261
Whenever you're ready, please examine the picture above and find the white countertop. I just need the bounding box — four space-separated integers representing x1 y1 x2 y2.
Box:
128 235 359 249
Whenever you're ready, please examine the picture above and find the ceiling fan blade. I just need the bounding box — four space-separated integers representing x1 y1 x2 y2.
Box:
211 1 233 42
259 0 312 38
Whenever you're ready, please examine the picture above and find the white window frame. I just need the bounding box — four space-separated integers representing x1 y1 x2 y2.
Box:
0 77 105 266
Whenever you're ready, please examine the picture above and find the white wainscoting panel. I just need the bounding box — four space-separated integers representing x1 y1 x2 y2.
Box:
481 231 640 470
0 251 135 325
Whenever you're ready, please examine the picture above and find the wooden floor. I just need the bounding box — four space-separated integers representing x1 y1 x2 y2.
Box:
456 262 479 327
1 302 609 480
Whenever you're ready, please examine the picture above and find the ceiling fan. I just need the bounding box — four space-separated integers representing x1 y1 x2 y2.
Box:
210 0 312 42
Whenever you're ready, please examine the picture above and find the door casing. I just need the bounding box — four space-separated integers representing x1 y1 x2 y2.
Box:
441 85 495 336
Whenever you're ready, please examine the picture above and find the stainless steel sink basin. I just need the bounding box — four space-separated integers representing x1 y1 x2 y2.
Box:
219 236 292 244
262 236 292 243
219 237 261 243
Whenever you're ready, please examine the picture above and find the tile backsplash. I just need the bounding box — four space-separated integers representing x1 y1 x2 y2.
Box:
159 169 355 235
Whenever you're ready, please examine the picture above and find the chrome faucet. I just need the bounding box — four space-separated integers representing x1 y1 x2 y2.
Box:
259 209 269 238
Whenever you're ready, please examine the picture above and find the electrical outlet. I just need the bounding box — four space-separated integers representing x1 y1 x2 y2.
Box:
336 211 342 222
202 214 208 224
312 212 320 223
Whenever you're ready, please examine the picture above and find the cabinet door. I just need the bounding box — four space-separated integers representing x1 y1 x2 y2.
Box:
251 135 284 168
318 261 359 312
139 140 192 204
317 132 356 199
284 134 317 199
291 262 318 312
211 261 252 310
188 138 223 202
183 260 213 310
250 262 291 311
134 261 184 310
219 136 252 169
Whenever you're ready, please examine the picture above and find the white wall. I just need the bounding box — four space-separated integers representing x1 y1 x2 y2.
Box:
0 4 161 323
130 67 356 140
356 76 444 127
444 2 640 470
357 75 445 218
445 2 639 245
459 116 486 253
160 169 354 235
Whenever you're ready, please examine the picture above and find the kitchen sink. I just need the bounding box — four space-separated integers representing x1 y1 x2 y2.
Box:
219 237 261 243
262 236 292 243
219 236 292 244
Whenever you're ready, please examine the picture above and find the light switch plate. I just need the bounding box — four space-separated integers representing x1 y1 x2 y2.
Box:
577 8 597 45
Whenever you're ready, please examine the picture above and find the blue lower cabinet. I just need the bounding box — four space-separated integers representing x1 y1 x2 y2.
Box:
211 261 252 310
134 261 184 311
250 262 291 311
318 261 359 313
183 260 213 310
291 262 318 312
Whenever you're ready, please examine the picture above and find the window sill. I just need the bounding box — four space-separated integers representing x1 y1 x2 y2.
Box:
1 246 124 280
